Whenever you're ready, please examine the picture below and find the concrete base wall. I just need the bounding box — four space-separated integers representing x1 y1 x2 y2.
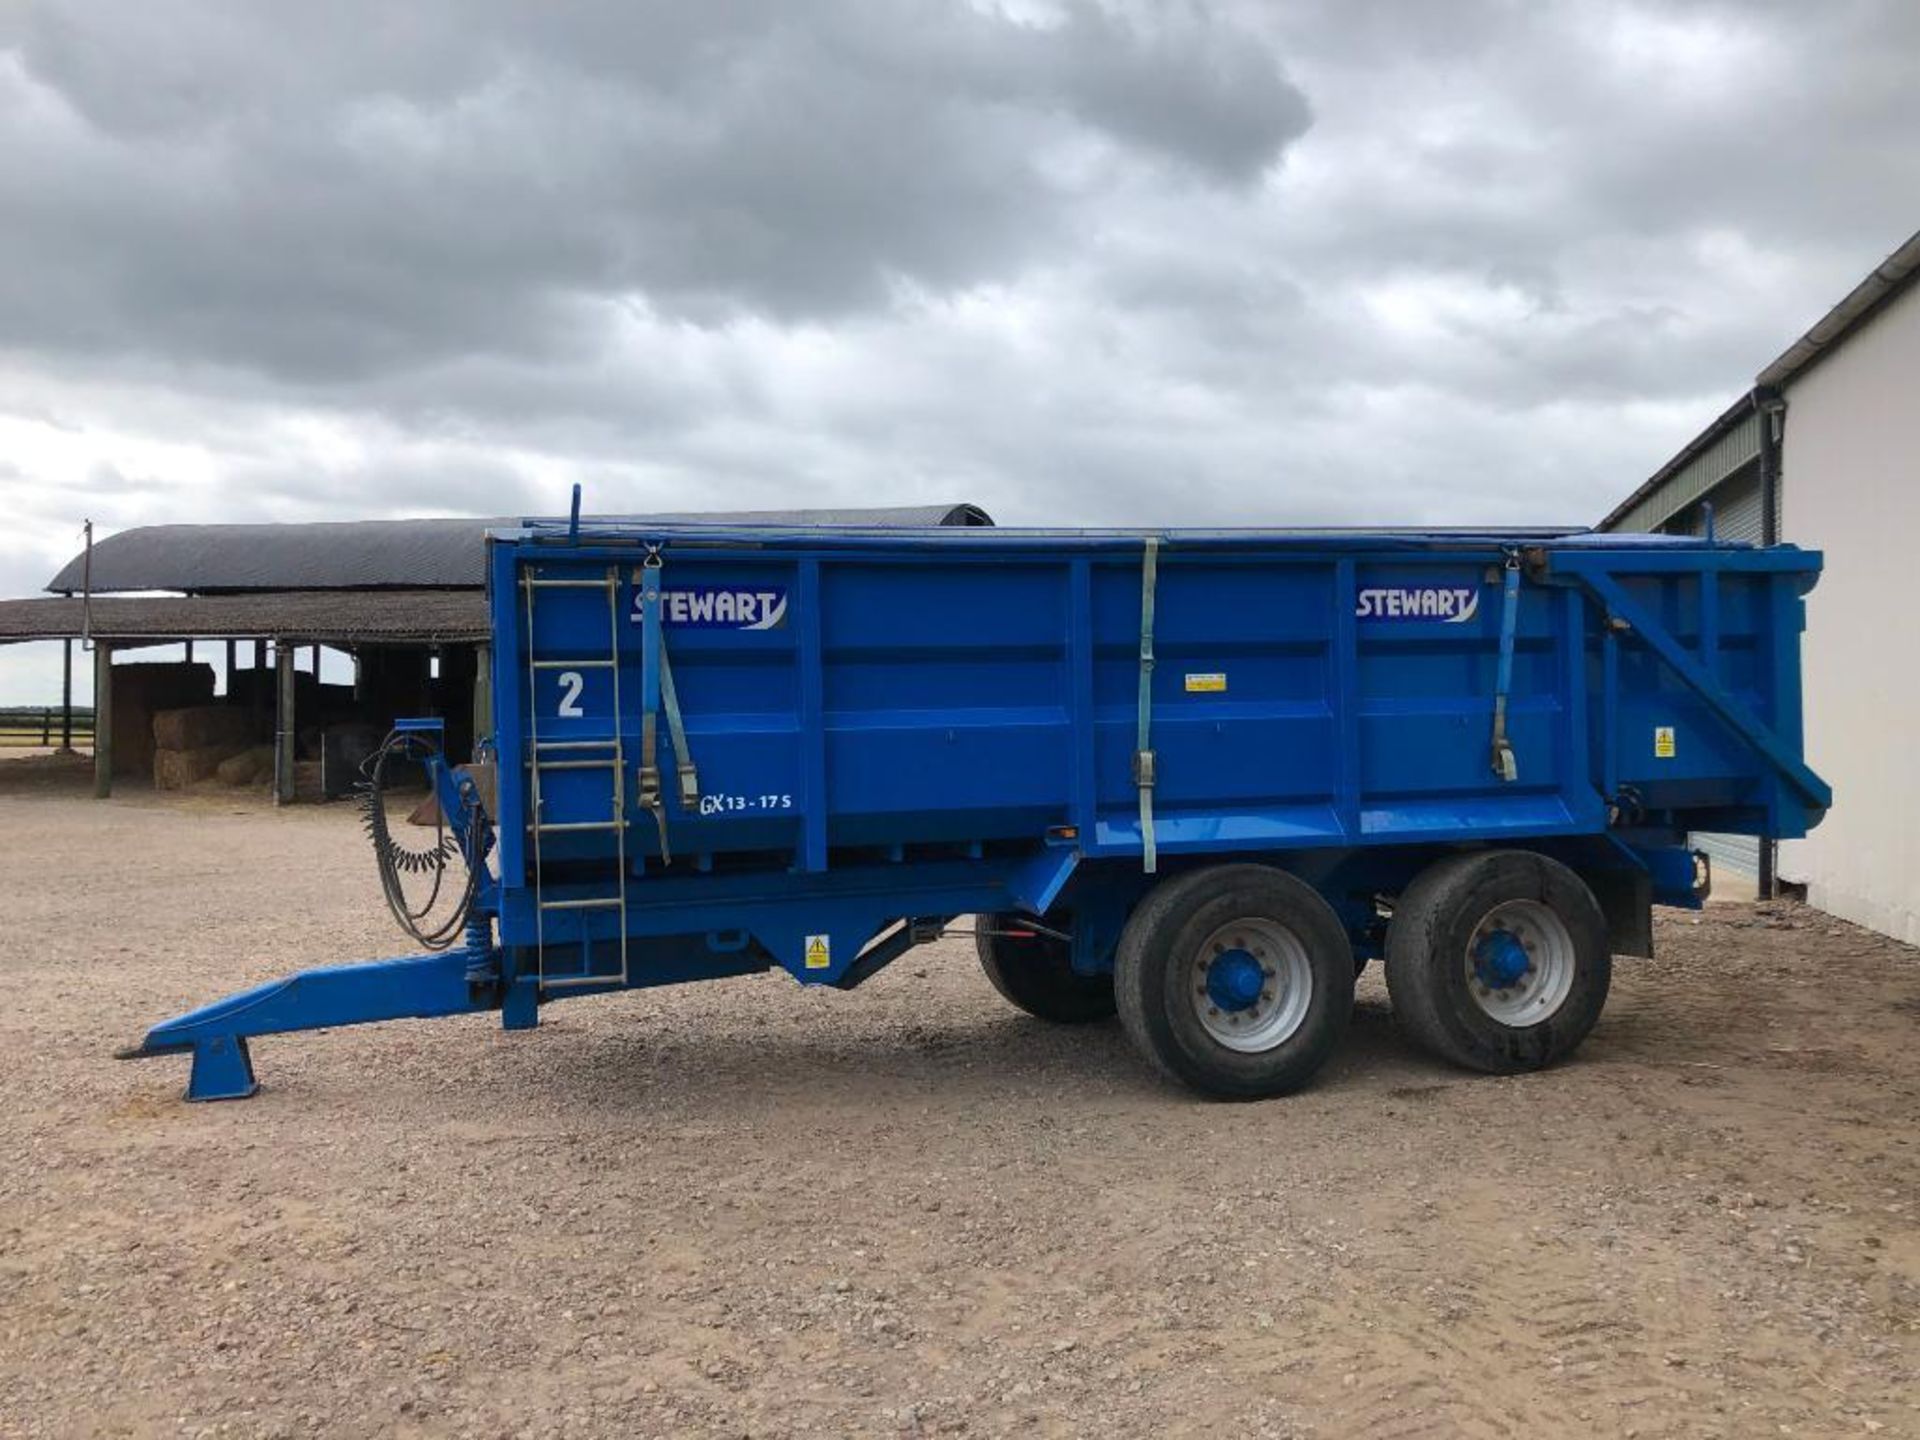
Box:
1797 879 1920 949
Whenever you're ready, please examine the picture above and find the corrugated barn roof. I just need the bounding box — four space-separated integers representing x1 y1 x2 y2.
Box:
0 591 488 646
45 505 992 594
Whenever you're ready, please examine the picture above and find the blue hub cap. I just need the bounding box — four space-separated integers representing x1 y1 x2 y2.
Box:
1472 929 1532 990
1205 948 1267 1012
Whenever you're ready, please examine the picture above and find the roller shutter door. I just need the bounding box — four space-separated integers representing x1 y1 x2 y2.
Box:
1693 829 1759 882
1704 471 1767 544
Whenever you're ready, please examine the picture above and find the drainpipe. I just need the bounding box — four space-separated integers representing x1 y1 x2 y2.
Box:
1754 386 1788 898
1756 387 1786 546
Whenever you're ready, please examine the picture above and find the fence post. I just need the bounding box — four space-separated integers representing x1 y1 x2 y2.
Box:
61 638 73 751
41 707 50 745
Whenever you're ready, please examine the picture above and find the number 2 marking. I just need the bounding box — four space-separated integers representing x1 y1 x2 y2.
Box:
556 670 584 718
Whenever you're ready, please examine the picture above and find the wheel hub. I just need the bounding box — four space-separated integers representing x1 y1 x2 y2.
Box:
1189 919 1315 1055
1205 948 1266 1012
1472 929 1532 990
1462 899 1577 1027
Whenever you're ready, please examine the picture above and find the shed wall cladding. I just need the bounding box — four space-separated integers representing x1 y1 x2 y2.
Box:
1774 274 1920 944
1615 408 1761 534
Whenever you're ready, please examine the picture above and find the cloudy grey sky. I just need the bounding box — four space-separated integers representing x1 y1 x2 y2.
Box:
1 0 1917 701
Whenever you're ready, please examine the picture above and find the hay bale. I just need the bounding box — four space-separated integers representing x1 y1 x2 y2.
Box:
215 745 273 786
154 744 241 790
153 705 251 751
111 663 215 778
402 763 496 827
292 759 325 800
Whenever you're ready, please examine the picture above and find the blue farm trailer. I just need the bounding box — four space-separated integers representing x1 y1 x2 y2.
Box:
126 517 1829 1101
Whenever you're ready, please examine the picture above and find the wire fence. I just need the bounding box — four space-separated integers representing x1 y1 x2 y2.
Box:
0 706 95 749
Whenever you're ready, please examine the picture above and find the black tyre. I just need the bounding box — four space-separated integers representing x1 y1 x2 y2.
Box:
1114 865 1356 1099
976 912 1116 1024
1384 850 1610 1073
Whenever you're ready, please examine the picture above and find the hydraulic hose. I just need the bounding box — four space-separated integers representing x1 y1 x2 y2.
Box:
357 729 481 950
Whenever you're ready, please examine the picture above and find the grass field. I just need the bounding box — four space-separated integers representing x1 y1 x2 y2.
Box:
0 708 93 748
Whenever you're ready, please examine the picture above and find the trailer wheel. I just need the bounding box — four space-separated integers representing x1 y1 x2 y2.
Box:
1384 850 1610 1073
976 913 1116 1024
1114 865 1355 1099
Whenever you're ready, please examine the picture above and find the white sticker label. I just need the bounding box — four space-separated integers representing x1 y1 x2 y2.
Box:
1654 726 1676 759
804 934 831 970
1356 586 1481 623
697 792 794 816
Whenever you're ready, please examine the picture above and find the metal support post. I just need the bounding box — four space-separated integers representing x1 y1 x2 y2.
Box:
274 642 296 805
92 642 113 798
60 638 73 752
473 642 492 757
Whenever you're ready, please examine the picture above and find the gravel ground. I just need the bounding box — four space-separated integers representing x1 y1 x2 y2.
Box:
2 752 1917 1439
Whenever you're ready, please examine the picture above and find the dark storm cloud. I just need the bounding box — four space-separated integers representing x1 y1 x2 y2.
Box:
0 1 1308 384
0 0 1916 637
1250 0 1920 406
219 449 548 521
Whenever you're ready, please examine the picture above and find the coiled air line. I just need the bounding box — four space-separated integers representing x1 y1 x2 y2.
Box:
357 728 482 950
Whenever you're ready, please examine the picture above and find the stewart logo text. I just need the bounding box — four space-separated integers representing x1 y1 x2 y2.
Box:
630 585 789 631
1355 586 1481 624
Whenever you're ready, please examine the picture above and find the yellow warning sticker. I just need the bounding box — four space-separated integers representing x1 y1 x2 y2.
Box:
804 934 831 970
1185 672 1227 693
1654 726 1676 759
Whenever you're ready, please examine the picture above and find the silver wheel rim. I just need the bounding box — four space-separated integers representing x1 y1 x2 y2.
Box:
1464 899 1575 1027
1188 917 1314 1053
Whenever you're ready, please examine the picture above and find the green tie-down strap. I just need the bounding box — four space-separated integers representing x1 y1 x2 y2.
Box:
1489 552 1522 783
638 558 701 835
1135 536 1161 873
636 561 671 862
658 642 699 808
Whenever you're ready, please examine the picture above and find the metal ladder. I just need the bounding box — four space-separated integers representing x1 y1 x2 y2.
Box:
523 564 631 990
